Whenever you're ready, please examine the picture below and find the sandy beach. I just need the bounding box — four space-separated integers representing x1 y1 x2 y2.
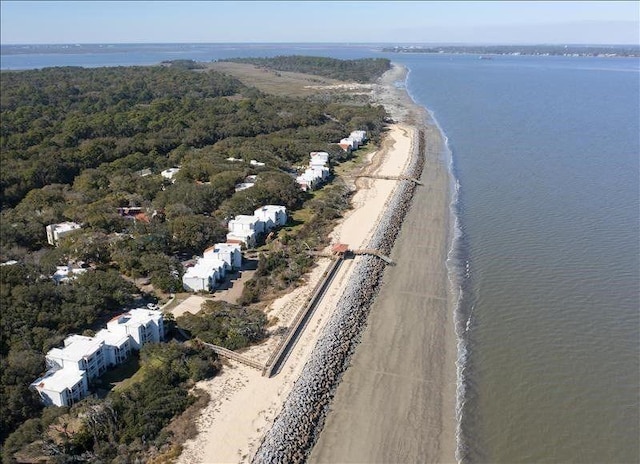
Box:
177 64 421 464
308 84 457 463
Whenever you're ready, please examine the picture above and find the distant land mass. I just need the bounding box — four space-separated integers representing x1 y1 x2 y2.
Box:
381 44 640 57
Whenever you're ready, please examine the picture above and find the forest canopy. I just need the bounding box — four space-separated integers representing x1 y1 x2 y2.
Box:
220 55 391 83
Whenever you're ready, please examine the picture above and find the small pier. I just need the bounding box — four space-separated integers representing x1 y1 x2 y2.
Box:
352 248 395 265
354 174 423 185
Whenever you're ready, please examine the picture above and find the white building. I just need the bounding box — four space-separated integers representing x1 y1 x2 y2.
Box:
254 205 287 231
296 151 331 191
106 309 165 350
32 308 164 407
182 257 227 292
296 167 328 191
349 130 367 145
46 335 106 381
203 243 242 271
31 367 89 407
310 151 330 168
295 174 311 192
46 222 81 246
339 137 357 152
234 182 255 192
161 167 181 182
94 328 132 367
226 215 265 247
250 159 266 167
52 265 87 284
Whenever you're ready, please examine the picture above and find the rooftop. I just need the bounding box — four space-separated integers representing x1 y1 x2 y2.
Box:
50 221 81 232
49 335 103 362
94 328 130 347
32 368 85 392
231 215 262 225
184 258 227 279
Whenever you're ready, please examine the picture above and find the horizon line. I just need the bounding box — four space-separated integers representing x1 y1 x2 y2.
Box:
2 41 639 47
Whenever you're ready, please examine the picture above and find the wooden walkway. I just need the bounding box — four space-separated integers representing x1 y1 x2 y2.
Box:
262 255 345 377
354 174 423 185
198 340 265 371
352 248 395 265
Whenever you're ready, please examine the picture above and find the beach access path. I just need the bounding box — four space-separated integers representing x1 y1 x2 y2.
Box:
177 107 416 463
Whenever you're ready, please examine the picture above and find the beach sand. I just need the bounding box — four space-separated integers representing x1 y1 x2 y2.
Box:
308 69 457 463
177 66 418 463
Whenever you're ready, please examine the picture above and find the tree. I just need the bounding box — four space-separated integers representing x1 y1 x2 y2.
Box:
167 215 227 255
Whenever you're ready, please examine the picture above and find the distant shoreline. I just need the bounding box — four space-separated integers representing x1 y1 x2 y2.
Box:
382 44 640 58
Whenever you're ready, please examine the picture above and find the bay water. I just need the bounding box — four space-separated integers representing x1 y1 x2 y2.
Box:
401 54 639 463
2 45 638 463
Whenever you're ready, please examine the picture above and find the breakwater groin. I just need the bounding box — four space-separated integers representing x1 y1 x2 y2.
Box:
252 129 426 463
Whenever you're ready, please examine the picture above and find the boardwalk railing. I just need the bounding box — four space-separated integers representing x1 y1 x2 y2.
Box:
352 248 395 265
354 174 423 185
198 340 265 371
262 256 344 377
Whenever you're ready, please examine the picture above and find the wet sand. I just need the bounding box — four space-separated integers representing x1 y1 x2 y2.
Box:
308 75 457 463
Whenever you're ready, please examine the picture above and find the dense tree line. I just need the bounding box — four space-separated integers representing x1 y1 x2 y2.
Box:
221 55 391 83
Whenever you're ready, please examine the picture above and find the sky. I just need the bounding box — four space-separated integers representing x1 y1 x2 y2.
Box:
1 1 638 45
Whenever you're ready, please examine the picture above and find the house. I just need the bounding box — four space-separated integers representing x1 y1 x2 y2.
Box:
46 335 106 381
135 168 152 177
52 265 87 284
339 138 356 152
349 130 367 145
235 175 258 192
226 157 244 162
226 215 265 247
234 182 255 192
250 159 266 167
31 367 89 407
203 243 242 271
254 205 287 231
296 169 321 191
312 166 330 181
46 222 81 246
298 167 328 191
117 207 144 217
161 167 181 182
310 151 330 168
296 174 312 192
94 328 132 367
182 257 227 292
106 308 165 349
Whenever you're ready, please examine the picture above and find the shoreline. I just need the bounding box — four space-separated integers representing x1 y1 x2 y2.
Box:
177 63 455 463
307 68 457 463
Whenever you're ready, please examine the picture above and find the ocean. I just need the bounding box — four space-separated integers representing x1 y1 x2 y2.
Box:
2 45 638 463
401 54 640 463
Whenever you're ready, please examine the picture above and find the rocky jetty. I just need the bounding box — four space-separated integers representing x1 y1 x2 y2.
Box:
252 130 426 463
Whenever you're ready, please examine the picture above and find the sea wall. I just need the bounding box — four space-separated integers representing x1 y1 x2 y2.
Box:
252 129 426 463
